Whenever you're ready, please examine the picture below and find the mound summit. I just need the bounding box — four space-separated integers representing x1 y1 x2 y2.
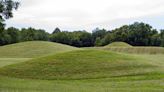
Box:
103 42 164 54
105 42 132 47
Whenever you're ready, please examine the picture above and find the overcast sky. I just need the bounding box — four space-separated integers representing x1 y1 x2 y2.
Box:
6 0 164 32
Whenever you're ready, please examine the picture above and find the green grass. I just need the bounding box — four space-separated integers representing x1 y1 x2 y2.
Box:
102 47 164 54
0 75 163 92
0 41 79 58
0 41 163 92
0 58 31 67
101 42 164 54
85 46 164 54
105 42 132 47
0 54 163 92
0 50 163 80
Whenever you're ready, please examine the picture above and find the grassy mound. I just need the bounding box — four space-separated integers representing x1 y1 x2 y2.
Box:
0 50 159 80
0 41 79 58
101 42 164 54
105 42 132 47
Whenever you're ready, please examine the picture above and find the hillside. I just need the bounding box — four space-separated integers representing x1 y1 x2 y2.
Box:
0 50 162 80
105 42 132 47
0 41 79 58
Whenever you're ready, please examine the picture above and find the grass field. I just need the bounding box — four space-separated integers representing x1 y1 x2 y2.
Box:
0 41 163 92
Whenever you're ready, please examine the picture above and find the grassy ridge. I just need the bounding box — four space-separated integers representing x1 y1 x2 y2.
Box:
0 41 79 58
0 50 161 80
105 42 132 47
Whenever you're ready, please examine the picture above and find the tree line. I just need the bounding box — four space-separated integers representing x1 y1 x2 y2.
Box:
0 22 164 47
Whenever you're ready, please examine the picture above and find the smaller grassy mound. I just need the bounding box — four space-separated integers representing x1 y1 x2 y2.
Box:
105 42 132 48
102 42 164 54
0 50 159 80
0 41 79 58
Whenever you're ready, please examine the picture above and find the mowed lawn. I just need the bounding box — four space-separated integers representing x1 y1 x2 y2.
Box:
0 41 163 92
0 54 164 92
0 75 163 92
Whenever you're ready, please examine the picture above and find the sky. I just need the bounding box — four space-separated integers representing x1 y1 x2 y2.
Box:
5 0 164 33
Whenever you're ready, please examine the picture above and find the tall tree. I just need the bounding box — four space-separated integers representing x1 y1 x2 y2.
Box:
0 0 19 45
0 0 19 23
52 27 61 34
6 27 20 43
20 28 49 41
92 28 107 40
160 30 164 47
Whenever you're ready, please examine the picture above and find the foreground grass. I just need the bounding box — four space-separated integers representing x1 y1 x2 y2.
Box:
0 73 163 92
0 50 162 80
0 54 163 92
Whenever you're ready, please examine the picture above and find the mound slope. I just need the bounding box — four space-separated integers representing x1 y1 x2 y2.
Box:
0 50 158 80
105 42 132 47
103 47 164 54
0 41 79 58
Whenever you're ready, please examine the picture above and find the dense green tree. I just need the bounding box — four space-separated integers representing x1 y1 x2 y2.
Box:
20 28 49 41
0 0 19 20
101 33 113 46
0 0 19 29
6 27 20 43
50 31 71 45
50 31 93 47
111 25 130 42
1 21 164 47
79 31 93 47
52 27 61 34
150 34 161 46
34 29 49 41
127 22 152 46
69 31 93 47
101 22 158 46
160 30 164 47
20 28 35 41
0 29 10 45
92 28 107 40
95 37 102 46
0 0 19 45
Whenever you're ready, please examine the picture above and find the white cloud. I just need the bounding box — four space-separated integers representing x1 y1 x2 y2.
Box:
6 0 164 32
